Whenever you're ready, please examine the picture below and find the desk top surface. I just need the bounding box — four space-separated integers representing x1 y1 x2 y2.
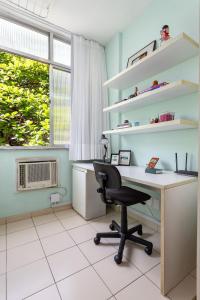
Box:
73 163 197 189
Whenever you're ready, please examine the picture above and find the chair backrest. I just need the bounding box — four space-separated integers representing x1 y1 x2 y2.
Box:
93 161 121 189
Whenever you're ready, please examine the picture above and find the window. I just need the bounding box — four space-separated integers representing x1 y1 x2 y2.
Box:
0 52 50 146
53 39 71 67
0 18 48 59
0 17 71 147
52 69 71 145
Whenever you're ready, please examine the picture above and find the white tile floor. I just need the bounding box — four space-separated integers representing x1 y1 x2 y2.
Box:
0 209 196 300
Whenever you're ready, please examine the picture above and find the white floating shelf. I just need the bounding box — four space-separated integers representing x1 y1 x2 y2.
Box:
103 80 199 113
104 33 199 90
103 119 198 136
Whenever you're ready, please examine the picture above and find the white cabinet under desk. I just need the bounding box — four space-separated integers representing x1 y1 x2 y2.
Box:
72 165 106 220
73 163 198 296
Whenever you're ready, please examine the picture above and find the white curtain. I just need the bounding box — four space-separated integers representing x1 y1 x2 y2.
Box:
69 35 108 161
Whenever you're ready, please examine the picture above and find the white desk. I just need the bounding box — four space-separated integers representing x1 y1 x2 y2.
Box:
73 163 198 296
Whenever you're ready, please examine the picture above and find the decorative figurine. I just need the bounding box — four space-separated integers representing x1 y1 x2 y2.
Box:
139 80 168 95
150 116 159 124
160 25 170 45
128 87 138 99
152 80 159 86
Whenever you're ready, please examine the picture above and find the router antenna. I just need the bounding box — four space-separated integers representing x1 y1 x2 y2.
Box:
175 153 178 172
185 152 188 171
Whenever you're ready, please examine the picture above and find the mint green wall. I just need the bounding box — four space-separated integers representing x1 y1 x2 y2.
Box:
105 33 122 153
0 149 72 218
105 0 199 221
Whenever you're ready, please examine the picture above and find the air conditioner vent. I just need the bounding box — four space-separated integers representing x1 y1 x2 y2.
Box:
28 163 50 183
19 164 26 187
17 159 58 191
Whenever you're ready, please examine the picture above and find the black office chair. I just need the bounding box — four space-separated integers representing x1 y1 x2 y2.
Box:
93 162 153 264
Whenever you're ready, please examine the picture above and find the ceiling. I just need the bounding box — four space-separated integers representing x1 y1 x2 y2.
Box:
47 0 152 45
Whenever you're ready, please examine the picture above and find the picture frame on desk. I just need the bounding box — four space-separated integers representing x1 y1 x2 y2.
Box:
127 40 156 68
119 150 131 166
110 153 120 165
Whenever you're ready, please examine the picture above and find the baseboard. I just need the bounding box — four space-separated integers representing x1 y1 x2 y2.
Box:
0 203 72 224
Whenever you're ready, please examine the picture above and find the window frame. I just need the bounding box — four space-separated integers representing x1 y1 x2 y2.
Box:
0 15 71 149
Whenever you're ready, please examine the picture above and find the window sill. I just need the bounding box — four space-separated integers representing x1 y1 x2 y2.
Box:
0 145 70 150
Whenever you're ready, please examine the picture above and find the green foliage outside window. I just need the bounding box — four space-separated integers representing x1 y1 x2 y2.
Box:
0 52 50 146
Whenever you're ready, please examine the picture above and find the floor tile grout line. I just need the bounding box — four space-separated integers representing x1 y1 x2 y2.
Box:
6 255 46 275
143 261 161 276
166 272 197 300
87 217 162 294
143 271 162 291
22 283 56 300
67 210 160 286
32 216 63 300
122 249 159 276
5 209 163 300
6 225 35 236
6 237 39 252
5 213 99 252
32 212 105 298
6 224 97 274
55 264 93 285
73 228 151 298
65 221 117 296
6 225 36 237
74 234 115 297
113 273 145 298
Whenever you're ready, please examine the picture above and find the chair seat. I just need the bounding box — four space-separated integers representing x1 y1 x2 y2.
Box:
106 186 151 206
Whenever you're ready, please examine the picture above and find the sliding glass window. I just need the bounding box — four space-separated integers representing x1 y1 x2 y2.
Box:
0 16 71 147
52 69 71 145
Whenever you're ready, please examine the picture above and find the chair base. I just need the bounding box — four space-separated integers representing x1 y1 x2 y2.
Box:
94 219 153 264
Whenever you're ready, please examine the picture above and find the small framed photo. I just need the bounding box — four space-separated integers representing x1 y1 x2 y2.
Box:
127 40 156 68
110 153 120 166
119 150 131 166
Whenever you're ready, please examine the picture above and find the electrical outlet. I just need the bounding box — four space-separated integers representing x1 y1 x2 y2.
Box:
50 193 60 205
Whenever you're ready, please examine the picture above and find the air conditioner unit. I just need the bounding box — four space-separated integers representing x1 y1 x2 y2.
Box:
17 158 58 191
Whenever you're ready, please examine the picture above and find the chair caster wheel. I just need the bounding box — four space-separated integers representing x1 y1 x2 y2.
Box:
137 226 143 236
145 246 152 256
94 237 100 245
109 223 115 231
114 254 122 264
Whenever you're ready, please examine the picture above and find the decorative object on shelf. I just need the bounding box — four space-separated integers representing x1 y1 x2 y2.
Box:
139 80 169 95
100 134 109 162
104 33 199 90
150 112 175 124
126 40 156 68
131 121 140 126
128 87 139 99
145 157 162 174
150 116 159 124
159 112 175 122
160 25 171 45
110 153 120 166
119 150 131 166
114 98 128 104
175 153 198 177
147 157 159 169
117 120 132 129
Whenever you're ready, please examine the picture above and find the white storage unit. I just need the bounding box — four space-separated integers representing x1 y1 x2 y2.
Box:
72 165 106 220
